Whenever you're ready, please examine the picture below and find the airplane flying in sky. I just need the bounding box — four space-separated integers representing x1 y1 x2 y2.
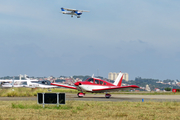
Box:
61 7 89 18
51 72 139 98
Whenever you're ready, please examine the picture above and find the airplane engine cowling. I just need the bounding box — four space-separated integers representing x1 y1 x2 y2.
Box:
74 82 81 86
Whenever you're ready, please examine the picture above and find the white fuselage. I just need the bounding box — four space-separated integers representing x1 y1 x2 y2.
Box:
1 79 38 88
62 11 76 15
27 81 58 89
2 84 25 88
77 85 109 92
62 11 82 16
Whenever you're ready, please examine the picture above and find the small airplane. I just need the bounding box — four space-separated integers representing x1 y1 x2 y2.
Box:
26 80 58 89
51 72 139 98
0 74 56 89
61 7 89 18
1 77 32 88
0 75 39 88
0 74 38 83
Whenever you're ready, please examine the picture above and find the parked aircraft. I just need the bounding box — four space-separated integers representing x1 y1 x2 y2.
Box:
26 80 58 89
1 79 38 88
61 7 89 18
0 74 38 83
51 72 139 98
0 74 56 89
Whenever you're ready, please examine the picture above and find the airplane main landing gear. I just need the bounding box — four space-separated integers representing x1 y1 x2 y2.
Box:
77 92 85 97
71 15 73 17
77 16 80 18
105 94 111 98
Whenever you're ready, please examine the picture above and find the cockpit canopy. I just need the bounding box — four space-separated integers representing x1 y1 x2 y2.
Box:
86 78 107 85
38 80 51 85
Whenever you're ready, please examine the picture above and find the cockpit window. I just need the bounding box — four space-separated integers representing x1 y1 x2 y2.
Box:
31 81 39 83
100 81 103 85
21 82 27 85
40 81 49 84
95 80 99 84
87 78 94 83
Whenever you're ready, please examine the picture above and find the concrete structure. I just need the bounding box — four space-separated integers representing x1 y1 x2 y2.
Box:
108 72 129 81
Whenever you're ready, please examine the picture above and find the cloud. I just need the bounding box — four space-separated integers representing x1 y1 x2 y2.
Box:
0 0 180 80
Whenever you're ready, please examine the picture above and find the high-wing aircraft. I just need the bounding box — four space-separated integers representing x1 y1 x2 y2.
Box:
1 76 39 88
26 80 58 89
51 72 139 98
1 79 58 89
61 7 89 18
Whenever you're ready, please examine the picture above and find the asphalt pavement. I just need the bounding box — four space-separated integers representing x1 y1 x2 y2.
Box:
0 93 180 102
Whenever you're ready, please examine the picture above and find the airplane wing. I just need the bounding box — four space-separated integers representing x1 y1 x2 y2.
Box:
51 83 77 89
0 80 13 82
63 8 89 12
63 8 77 11
92 85 139 92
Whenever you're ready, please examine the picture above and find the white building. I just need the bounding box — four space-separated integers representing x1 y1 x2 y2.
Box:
108 72 129 81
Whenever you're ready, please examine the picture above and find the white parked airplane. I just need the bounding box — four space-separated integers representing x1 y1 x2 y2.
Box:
26 80 58 89
1 78 38 88
0 74 57 89
1 79 58 89
61 7 89 18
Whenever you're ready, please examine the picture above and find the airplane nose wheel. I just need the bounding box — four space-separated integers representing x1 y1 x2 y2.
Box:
105 94 111 98
77 92 85 97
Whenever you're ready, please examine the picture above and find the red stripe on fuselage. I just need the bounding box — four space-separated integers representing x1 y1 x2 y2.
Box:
92 85 139 91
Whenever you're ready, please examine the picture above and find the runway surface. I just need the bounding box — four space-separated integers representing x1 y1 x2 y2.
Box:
0 93 180 102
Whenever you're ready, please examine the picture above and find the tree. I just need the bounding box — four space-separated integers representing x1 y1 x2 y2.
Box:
164 87 171 91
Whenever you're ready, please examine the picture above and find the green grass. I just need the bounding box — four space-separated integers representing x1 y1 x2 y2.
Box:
0 101 179 120
0 88 78 97
11 103 73 110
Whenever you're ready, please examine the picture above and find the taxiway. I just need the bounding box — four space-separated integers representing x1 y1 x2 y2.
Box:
0 93 180 102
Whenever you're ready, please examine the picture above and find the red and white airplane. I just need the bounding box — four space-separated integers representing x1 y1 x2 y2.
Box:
51 72 139 98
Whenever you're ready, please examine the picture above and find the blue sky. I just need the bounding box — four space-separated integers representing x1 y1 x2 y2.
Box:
0 0 180 80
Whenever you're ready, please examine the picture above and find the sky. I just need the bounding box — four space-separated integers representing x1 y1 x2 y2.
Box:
0 0 180 80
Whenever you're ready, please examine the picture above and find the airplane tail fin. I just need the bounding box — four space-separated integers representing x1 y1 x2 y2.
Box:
12 76 15 88
92 74 94 78
26 78 31 86
61 7 65 11
113 72 123 86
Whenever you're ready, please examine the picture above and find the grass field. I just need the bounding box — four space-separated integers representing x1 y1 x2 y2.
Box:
0 88 180 119
0 100 180 120
0 88 78 97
